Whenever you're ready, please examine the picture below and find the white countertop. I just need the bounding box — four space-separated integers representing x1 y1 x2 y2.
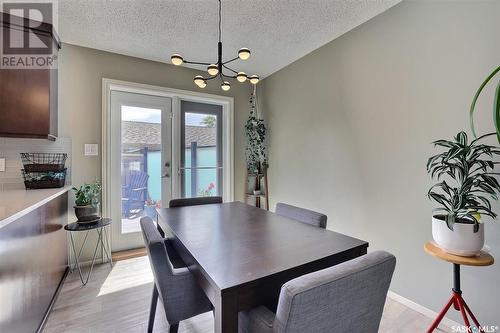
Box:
0 186 72 228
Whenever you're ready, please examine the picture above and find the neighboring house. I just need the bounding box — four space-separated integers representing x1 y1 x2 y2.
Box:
121 121 218 200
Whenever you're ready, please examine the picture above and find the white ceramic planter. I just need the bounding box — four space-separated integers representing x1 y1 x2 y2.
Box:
432 216 484 257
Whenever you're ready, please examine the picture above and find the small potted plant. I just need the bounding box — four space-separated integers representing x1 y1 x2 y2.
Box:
198 182 215 197
427 131 500 256
72 181 102 223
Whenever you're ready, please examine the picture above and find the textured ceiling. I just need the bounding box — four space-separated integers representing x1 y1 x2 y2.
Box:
59 0 401 78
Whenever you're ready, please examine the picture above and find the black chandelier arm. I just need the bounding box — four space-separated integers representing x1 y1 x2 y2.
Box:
222 56 239 65
183 60 213 66
205 75 219 81
221 72 236 79
222 64 238 74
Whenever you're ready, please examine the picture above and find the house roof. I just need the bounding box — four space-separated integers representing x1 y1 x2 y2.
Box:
122 121 216 151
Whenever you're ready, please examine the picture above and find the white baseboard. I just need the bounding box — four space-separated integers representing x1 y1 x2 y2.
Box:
387 290 461 328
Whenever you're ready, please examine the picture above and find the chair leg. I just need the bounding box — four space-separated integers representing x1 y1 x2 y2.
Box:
169 323 179 333
148 285 158 333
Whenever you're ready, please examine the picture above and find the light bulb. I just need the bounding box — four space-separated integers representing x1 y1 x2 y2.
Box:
171 54 183 66
238 48 251 60
236 72 247 83
249 75 259 84
207 64 219 76
221 81 231 91
194 75 206 88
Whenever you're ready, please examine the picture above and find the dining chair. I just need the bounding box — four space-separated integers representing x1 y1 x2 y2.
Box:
169 196 223 208
238 251 396 333
275 202 327 228
140 217 213 333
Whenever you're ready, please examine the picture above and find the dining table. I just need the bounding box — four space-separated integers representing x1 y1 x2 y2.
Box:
156 201 368 333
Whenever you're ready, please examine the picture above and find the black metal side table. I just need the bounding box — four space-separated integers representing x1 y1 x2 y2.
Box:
65 218 113 285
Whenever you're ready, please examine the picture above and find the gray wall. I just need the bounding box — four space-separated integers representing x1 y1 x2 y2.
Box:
259 0 500 325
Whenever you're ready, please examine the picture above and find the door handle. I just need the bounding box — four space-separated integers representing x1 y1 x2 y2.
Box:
163 161 171 178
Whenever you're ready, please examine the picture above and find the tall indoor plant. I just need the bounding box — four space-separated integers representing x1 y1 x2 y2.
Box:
245 87 268 175
427 131 500 256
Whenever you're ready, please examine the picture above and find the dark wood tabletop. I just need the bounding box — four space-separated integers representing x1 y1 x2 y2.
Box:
157 201 368 333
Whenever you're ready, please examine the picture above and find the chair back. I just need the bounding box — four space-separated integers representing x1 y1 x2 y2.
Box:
274 251 396 333
124 170 149 199
275 203 327 228
169 196 222 208
140 217 175 301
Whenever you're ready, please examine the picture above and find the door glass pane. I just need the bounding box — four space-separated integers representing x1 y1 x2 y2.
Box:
121 106 162 233
181 101 222 198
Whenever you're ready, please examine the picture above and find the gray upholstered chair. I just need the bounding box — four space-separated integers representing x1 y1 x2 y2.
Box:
275 202 327 229
140 217 213 333
169 196 223 208
238 251 396 333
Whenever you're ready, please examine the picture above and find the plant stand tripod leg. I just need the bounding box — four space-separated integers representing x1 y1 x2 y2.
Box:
426 295 455 333
460 297 483 332
457 296 471 329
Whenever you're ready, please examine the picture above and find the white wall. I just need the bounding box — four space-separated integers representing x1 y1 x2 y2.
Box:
260 0 500 325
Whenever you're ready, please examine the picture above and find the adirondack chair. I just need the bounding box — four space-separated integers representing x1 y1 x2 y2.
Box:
122 170 149 218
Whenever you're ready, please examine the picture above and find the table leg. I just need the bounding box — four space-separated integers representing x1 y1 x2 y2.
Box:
69 228 106 285
214 293 238 333
101 226 113 266
69 230 90 272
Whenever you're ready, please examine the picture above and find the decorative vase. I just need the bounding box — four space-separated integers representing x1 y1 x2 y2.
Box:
432 215 484 257
74 204 100 223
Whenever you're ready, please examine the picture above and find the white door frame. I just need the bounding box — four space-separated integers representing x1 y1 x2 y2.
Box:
102 78 235 241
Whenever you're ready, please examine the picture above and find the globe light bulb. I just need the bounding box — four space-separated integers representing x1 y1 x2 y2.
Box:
236 72 247 83
194 75 206 88
249 75 260 84
207 64 219 76
238 48 251 60
171 54 183 66
221 81 231 91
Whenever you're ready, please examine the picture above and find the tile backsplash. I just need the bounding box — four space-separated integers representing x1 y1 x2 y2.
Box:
0 137 72 191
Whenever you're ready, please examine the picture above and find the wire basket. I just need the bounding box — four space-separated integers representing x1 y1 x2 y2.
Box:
20 153 68 172
22 169 67 189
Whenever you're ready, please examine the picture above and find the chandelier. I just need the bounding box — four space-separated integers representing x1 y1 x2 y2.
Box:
170 0 259 91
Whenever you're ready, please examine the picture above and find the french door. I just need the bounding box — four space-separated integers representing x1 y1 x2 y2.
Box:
108 90 227 252
110 91 172 251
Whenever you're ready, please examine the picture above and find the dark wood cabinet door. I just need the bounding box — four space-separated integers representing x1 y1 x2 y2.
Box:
0 69 51 137
0 12 60 140
0 192 68 333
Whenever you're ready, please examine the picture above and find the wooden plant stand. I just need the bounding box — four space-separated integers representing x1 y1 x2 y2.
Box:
244 166 269 210
424 242 494 333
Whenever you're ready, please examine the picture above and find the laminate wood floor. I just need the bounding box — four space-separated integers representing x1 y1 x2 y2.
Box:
44 257 452 333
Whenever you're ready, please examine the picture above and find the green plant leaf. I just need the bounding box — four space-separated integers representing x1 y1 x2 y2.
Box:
494 80 500 143
470 66 500 137
445 214 455 231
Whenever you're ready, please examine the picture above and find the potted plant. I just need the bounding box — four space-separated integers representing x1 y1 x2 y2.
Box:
427 131 500 256
72 181 102 223
245 88 268 175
